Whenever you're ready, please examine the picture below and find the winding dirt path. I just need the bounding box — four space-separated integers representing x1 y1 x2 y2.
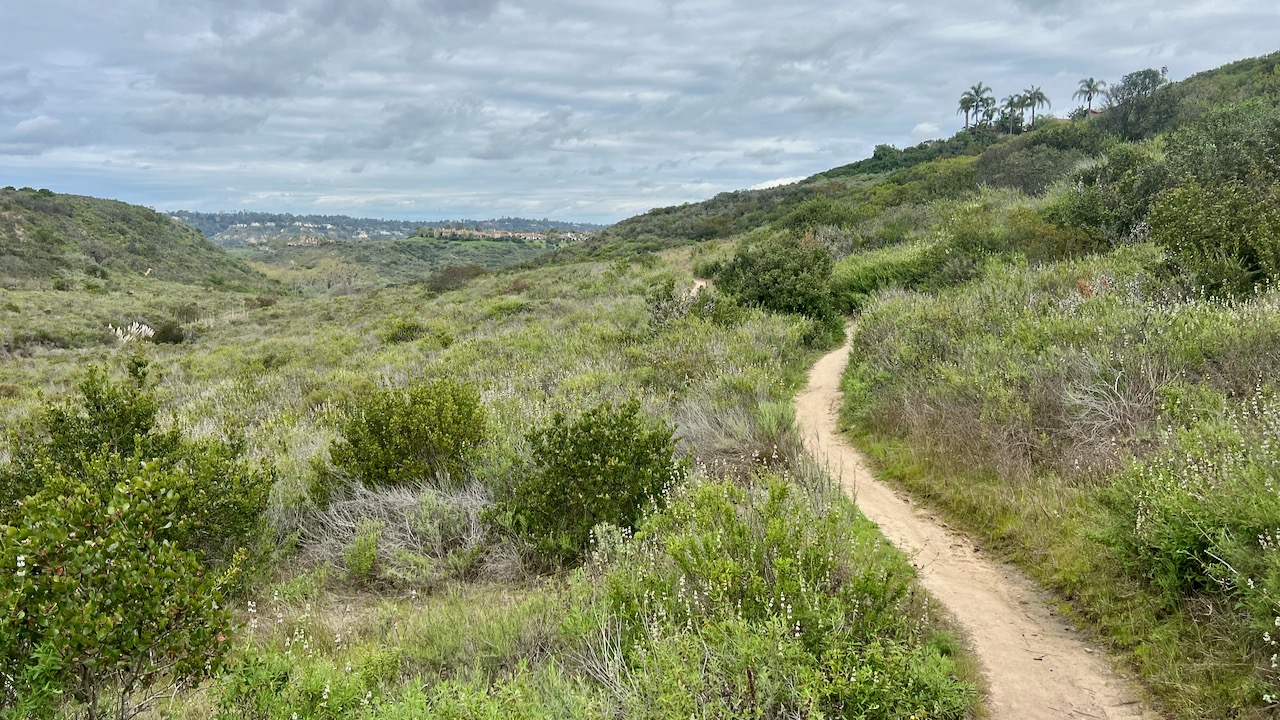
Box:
795 328 1157 720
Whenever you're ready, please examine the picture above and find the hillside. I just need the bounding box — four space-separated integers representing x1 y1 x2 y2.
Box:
572 48 1280 718
0 187 267 289
233 234 577 292
172 210 604 247
583 50 1280 260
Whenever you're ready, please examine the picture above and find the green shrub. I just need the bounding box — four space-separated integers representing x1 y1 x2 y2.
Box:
381 317 428 344
715 233 836 320
491 398 685 566
0 472 237 719
831 242 942 312
1023 118 1113 155
1004 207 1104 262
167 438 276 564
329 379 487 489
574 477 974 719
1044 141 1172 243
1104 388 1280 602
645 278 741 330
151 318 187 344
1164 100 1280 186
1 355 271 567
976 142 1085 196
774 197 858 235
426 264 486 293
1149 177 1280 298
2 353 179 502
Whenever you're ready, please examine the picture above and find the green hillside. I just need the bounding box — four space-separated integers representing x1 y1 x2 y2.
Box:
235 234 574 291
582 50 1280 261
0 187 267 289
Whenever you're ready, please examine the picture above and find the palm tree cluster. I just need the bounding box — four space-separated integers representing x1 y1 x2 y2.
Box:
957 82 1052 133
958 78 1105 134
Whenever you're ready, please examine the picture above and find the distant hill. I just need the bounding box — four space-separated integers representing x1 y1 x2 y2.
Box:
0 187 267 289
234 234 577 292
171 210 604 247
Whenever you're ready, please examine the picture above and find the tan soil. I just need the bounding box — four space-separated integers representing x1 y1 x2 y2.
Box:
795 327 1158 720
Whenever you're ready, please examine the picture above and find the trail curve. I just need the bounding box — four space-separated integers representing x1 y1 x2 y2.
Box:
795 327 1157 720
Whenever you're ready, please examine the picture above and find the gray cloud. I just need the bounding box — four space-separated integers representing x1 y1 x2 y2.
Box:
0 0 1277 222
473 106 584 161
129 99 269 134
0 66 45 114
744 147 785 167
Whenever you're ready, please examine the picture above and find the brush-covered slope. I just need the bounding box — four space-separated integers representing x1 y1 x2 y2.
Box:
0 187 267 289
584 50 1280 259
234 234 574 291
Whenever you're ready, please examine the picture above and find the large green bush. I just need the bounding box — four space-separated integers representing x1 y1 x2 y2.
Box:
774 197 858 235
1149 178 1280 297
491 398 685 566
1163 100 1280 186
328 378 487 489
715 233 836 320
1044 141 1172 243
0 355 271 567
1 354 179 505
0 470 238 720
830 242 942 312
975 141 1085 196
1145 101 1280 297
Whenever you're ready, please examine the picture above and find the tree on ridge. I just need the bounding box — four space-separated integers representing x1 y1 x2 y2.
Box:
1024 85 1051 126
1073 77 1106 112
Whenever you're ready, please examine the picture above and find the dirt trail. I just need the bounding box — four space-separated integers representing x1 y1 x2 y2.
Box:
795 327 1157 720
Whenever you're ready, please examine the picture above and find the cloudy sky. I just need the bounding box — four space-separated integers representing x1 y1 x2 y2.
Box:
0 1 1275 223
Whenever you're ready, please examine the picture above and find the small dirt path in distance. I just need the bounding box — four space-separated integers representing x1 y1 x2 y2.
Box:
795 325 1157 720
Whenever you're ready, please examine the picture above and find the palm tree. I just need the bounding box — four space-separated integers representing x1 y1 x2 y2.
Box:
1002 95 1023 134
968 82 994 127
1073 77 1106 112
957 93 977 129
980 97 997 127
1023 86 1050 126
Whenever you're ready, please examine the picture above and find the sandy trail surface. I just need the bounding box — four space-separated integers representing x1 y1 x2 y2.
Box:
794 328 1157 720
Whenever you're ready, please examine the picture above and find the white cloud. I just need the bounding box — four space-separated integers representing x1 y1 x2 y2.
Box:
750 176 806 190
910 122 942 143
12 115 61 139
